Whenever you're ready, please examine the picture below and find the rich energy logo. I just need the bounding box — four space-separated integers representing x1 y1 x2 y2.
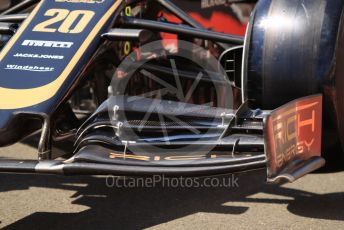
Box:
22 40 73 48
5 64 55 72
271 101 320 168
14 53 64 60
109 153 242 161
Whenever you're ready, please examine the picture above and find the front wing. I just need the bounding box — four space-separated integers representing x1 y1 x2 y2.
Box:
0 95 325 183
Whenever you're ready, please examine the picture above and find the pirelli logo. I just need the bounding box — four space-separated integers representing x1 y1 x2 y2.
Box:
22 40 73 48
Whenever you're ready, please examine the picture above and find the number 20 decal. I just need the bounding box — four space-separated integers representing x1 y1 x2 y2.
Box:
33 9 95 34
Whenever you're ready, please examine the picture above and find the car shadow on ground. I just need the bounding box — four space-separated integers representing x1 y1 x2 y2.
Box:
1 168 344 230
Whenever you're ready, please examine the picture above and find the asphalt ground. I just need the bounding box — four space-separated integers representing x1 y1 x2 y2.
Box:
0 141 344 230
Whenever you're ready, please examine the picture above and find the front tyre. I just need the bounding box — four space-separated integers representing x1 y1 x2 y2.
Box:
243 0 344 150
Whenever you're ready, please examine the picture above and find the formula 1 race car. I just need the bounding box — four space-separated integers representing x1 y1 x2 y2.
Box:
0 0 343 183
